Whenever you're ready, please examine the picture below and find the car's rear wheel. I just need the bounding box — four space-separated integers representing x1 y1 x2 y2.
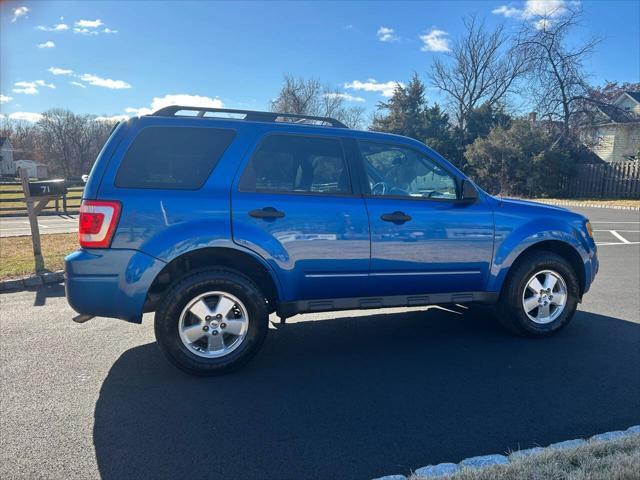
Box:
155 269 268 375
497 251 579 336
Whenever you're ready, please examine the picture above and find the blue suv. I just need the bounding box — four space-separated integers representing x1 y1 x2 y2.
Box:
65 106 598 375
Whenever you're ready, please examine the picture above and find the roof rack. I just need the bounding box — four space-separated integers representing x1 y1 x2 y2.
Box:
150 106 348 128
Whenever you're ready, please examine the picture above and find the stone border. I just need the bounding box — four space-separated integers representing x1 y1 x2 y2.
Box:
372 425 640 480
0 270 64 293
518 198 640 211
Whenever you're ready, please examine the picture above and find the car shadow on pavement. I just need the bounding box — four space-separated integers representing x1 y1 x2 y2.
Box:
93 308 640 480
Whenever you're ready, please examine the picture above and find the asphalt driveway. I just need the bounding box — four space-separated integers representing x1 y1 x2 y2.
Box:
0 206 638 480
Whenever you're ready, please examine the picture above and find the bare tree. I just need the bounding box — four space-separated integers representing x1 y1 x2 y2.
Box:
517 6 600 139
271 75 365 128
0 120 43 163
430 15 527 132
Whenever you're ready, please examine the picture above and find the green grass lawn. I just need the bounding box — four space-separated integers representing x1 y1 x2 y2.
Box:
0 233 77 279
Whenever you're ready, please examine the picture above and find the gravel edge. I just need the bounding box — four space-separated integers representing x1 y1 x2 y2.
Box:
0 270 64 293
516 198 640 211
372 425 640 480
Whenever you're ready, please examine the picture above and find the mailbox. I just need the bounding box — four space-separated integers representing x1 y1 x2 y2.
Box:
28 179 68 197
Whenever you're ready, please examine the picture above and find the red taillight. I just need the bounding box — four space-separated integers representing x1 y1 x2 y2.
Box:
78 200 121 248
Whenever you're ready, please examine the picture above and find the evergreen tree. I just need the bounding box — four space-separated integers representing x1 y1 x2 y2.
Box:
371 74 456 160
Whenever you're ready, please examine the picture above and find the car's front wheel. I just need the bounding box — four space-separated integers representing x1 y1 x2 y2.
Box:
154 269 269 375
497 251 580 336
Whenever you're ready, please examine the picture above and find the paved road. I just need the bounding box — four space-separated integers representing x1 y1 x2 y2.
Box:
1 206 639 480
0 214 78 237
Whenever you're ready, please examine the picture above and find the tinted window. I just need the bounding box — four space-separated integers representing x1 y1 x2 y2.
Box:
360 141 457 200
115 127 235 189
240 135 351 194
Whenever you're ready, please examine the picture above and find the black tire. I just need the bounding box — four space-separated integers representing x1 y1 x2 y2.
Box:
154 268 269 375
497 251 580 337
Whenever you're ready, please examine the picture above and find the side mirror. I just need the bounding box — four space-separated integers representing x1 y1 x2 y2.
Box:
460 179 479 202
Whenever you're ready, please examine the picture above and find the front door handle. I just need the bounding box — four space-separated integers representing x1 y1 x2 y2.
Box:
380 211 412 224
249 207 286 219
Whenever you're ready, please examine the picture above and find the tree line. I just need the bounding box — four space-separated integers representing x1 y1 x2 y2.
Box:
2 6 638 196
270 7 639 196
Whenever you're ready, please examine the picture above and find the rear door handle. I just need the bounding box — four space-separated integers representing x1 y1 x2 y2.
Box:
380 211 412 224
249 207 285 219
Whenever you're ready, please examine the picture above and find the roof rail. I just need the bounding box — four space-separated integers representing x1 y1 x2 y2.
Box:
150 106 348 128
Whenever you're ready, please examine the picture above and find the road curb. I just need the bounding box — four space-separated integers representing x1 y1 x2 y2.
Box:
371 425 640 479
0 270 64 293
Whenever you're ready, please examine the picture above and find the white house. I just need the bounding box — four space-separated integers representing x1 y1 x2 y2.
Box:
14 160 49 179
0 136 16 176
591 91 640 163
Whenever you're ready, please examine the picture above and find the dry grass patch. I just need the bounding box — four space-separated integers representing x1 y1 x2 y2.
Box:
412 434 640 480
0 233 77 279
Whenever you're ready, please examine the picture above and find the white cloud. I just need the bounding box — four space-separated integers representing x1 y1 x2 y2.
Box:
12 80 55 95
79 73 131 89
344 79 403 98
534 18 551 29
419 29 450 52
126 94 225 116
36 23 69 31
323 92 366 103
491 5 522 17
73 27 99 35
102 27 118 34
35 80 55 88
12 6 29 23
70 81 86 88
1 94 13 104
377 26 398 42
492 0 574 22
49 67 73 75
9 112 43 122
38 41 55 49
94 115 129 123
75 19 104 28
523 0 569 18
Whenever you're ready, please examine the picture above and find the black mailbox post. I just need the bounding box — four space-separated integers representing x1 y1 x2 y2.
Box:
28 179 68 197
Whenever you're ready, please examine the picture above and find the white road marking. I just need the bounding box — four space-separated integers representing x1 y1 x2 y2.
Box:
591 221 640 224
610 231 631 244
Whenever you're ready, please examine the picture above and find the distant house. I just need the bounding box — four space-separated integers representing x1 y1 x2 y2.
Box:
590 91 640 163
0 136 16 176
14 160 49 179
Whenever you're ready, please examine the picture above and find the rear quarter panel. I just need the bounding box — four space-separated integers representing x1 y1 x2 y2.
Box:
98 117 256 258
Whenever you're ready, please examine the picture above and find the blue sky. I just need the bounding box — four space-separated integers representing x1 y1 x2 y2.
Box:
1 0 639 123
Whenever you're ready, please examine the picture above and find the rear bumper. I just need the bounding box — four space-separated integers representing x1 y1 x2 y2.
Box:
65 248 166 323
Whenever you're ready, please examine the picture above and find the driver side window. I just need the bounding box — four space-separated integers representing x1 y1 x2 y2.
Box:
360 141 457 200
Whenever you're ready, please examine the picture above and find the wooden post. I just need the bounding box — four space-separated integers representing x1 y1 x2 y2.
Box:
19 168 53 273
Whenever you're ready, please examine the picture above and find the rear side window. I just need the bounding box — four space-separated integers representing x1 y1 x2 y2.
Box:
239 134 351 194
115 126 235 189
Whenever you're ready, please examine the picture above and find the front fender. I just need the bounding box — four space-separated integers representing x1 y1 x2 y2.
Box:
487 218 589 293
